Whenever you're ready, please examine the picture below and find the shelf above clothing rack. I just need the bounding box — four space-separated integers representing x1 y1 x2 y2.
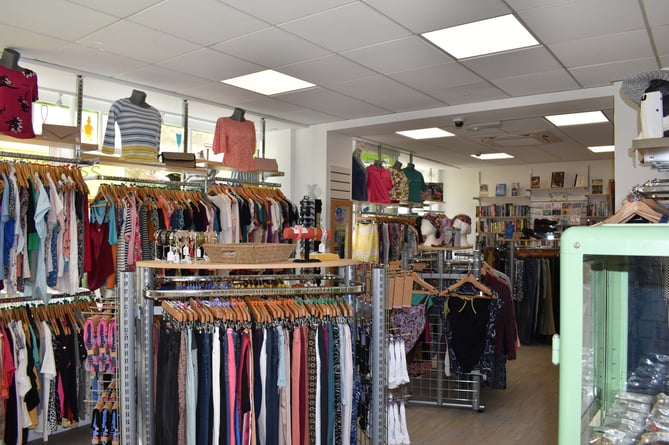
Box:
144 284 364 299
0 149 98 165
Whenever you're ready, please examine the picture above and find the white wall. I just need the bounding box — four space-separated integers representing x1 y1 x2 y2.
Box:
443 159 614 223
263 128 293 198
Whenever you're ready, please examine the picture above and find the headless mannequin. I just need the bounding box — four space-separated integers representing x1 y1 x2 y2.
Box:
0 48 21 71
129 89 150 108
392 160 402 170
405 162 415 169
230 107 246 122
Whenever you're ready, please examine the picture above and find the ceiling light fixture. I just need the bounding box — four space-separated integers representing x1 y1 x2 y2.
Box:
396 127 454 139
422 14 539 59
221 69 316 95
545 111 608 126
471 152 514 160
588 145 615 153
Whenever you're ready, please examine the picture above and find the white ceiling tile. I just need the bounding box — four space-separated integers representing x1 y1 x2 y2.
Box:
462 46 561 80
212 27 329 68
77 21 199 64
279 55 376 87
233 96 303 116
218 0 354 24
644 0 669 27
269 108 340 125
130 0 268 46
67 0 162 18
390 63 484 92
276 87 389 119
652 24 669 60
0 0 118 42
43 44 147 77
180 81 264 106
569 58 659 87
159 48 263 82
364 0 510 33
327 75 444 111
342 36 454 74
0 24 69 56
505 0 574 11
549 29 654 68
279 3 410 53
493 70 581 96
518 0 645 44
116 65 211 93
429 82 508 105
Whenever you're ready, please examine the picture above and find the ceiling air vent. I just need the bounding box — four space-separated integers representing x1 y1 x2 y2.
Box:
480 131 561 148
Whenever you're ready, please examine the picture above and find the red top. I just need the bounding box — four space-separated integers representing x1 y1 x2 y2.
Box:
212 117 257 172
0 66 38 139
366 164 393 204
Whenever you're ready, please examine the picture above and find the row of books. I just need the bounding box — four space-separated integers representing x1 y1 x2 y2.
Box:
477 218 530 234
476 204 531 217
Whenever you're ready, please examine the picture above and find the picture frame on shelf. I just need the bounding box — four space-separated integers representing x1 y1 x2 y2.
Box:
551 171 565 188
479 184 489 196
591 178 604 194
531 176 541 188
574 174 586 188
495 183 507 196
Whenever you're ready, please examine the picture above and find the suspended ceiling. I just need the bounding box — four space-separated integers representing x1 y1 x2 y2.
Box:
1 0 667 168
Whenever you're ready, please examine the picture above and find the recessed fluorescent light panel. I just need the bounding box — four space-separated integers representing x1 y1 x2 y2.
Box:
221 69 316 95
422 14 539 59
471 153 514 160
545 111 608 126
588 145 615 153
396 128 454 139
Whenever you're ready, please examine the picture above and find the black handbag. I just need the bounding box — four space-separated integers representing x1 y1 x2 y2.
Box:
158 152 196 168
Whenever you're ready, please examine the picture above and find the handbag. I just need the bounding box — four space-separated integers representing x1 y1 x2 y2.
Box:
40 124 80 144
159 152 196 168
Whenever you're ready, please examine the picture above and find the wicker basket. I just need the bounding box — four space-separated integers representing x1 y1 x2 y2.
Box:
202 243 295 264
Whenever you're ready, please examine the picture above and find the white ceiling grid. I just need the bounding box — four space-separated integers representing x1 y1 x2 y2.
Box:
0 0 665 167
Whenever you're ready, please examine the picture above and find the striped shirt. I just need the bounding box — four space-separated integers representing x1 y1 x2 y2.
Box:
102 98 162 162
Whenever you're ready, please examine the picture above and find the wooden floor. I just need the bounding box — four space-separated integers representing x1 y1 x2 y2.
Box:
29 343 559 444
405 343 559 445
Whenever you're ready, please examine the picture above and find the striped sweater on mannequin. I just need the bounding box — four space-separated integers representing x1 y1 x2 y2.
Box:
102 98 162 163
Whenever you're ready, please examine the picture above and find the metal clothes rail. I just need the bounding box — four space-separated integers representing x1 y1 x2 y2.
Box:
0 149 98 165
120 261 388 445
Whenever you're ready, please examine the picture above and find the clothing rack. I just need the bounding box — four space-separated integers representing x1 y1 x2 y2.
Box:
0 149 98 165
126 260 388 445
87 174 199 188
186 175 282 188
631 178 669 197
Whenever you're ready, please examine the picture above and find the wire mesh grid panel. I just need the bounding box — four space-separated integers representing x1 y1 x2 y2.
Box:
405 299 484 411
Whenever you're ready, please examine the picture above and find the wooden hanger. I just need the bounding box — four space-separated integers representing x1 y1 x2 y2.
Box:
161 301 185 323
596 199 662 225
441 273 493 298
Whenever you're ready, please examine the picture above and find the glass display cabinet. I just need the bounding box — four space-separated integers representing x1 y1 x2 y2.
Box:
558 224 669 444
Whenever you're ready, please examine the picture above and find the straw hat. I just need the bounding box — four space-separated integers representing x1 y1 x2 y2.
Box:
622 70 669 104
